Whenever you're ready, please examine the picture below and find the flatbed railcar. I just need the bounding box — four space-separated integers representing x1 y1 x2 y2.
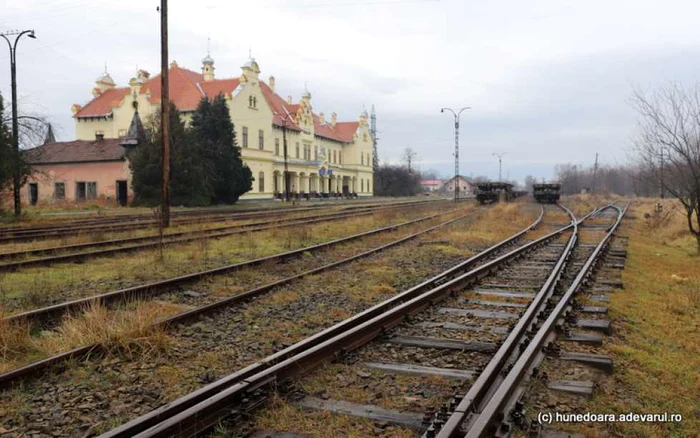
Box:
533 183 561 203
475 182 515 204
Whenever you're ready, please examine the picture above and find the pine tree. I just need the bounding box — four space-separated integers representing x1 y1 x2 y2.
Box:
129 103 210 207
191 94 252 204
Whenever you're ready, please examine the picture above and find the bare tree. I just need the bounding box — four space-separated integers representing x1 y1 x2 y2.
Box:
631 83 700 252
401 147 417 173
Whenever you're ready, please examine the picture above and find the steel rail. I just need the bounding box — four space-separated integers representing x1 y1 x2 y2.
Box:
0 209 478 389
0 199 446 242
0 198 439 233
3 207 464 327
0 201 443 271
448 204 627 438
427 203 580 437
0 199 440 234
100 206 593 437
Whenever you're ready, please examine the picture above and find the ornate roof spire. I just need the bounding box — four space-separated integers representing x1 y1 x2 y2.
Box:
120 110 146 146
43 123 56 145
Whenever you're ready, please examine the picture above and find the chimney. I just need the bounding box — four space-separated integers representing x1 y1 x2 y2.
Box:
95 132 104 142
331 112 337 127
269 76 275 91
287 95 293 105
319 112 325 124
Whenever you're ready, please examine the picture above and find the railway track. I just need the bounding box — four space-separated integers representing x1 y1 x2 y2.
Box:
0 199 442 243
0 200 452 272
2 205 468 327
0 203 548 436
432 204 627 438
87 203 604 437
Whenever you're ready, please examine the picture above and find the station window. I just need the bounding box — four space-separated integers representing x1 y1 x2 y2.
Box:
361 152 364 166
296 142 300 158
54 182 65 200
258 171 265 192
314 146 318 160
339 151 342 164
333 150 337 164
275 138 280 156
242 126 248 148
76 181 97 200
258 130 264 150
361 179 364 192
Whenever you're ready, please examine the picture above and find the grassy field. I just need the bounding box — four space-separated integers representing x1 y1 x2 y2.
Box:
572 198 699 438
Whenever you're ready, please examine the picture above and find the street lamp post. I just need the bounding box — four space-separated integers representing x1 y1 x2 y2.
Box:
1 29 36 219
492 152 506 182
441 106 470 202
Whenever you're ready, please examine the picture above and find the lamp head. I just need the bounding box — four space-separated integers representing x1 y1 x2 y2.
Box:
441 108 444 113
28 30 36 39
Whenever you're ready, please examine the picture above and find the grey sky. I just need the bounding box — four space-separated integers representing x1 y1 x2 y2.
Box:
2 0 699 183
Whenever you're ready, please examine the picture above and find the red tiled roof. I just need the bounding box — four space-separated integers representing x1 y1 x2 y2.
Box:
74 88 130 118
331 121 360 142
75 64 362 143
421 180 444 185
24 139 126 164
141 64 205 110
199 78 240 99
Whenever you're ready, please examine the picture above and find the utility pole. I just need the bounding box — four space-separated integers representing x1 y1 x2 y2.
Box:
592 152 599 194
282 119 290 202
492 152 506 182
370 104 379 170
1 29 36 219
660 147 665 199
441 106 471 202
159 0 170 227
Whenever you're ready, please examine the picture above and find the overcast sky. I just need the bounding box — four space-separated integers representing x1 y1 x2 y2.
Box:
2 0 699 182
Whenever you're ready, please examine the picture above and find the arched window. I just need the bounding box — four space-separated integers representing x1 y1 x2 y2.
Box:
258 171 264 192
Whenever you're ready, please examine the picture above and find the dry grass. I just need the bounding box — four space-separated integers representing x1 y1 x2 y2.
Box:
0 300 180 373
567 198 700 438
0 207 442 313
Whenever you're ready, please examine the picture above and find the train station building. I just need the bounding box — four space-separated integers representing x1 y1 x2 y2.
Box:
22 55 375 205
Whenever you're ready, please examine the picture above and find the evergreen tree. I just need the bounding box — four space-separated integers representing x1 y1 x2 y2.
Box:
129 103 210 207
0 93 15 197
191 94 252 204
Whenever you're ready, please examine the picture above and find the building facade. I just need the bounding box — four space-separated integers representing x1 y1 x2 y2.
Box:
420 179 444 192
442 175 474 195
23 55 374 204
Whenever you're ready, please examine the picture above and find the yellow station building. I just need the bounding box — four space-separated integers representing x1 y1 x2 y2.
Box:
26 54 375 204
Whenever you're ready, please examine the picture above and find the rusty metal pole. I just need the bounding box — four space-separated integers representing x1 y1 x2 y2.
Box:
160 0 171 227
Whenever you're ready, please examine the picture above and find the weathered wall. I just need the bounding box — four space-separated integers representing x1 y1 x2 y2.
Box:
22 160 132 205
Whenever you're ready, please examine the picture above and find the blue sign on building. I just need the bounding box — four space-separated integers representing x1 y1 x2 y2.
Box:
328 169 333 176
319 168 326 176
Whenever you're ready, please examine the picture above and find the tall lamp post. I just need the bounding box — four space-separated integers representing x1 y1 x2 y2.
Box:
1 29 36 219
492 152 506 182
441 106 470 202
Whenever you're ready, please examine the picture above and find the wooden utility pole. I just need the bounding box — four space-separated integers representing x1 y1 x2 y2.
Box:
160 0 171 227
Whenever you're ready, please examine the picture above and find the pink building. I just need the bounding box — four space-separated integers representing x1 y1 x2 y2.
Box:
442 175 474 194
22 137 133 206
